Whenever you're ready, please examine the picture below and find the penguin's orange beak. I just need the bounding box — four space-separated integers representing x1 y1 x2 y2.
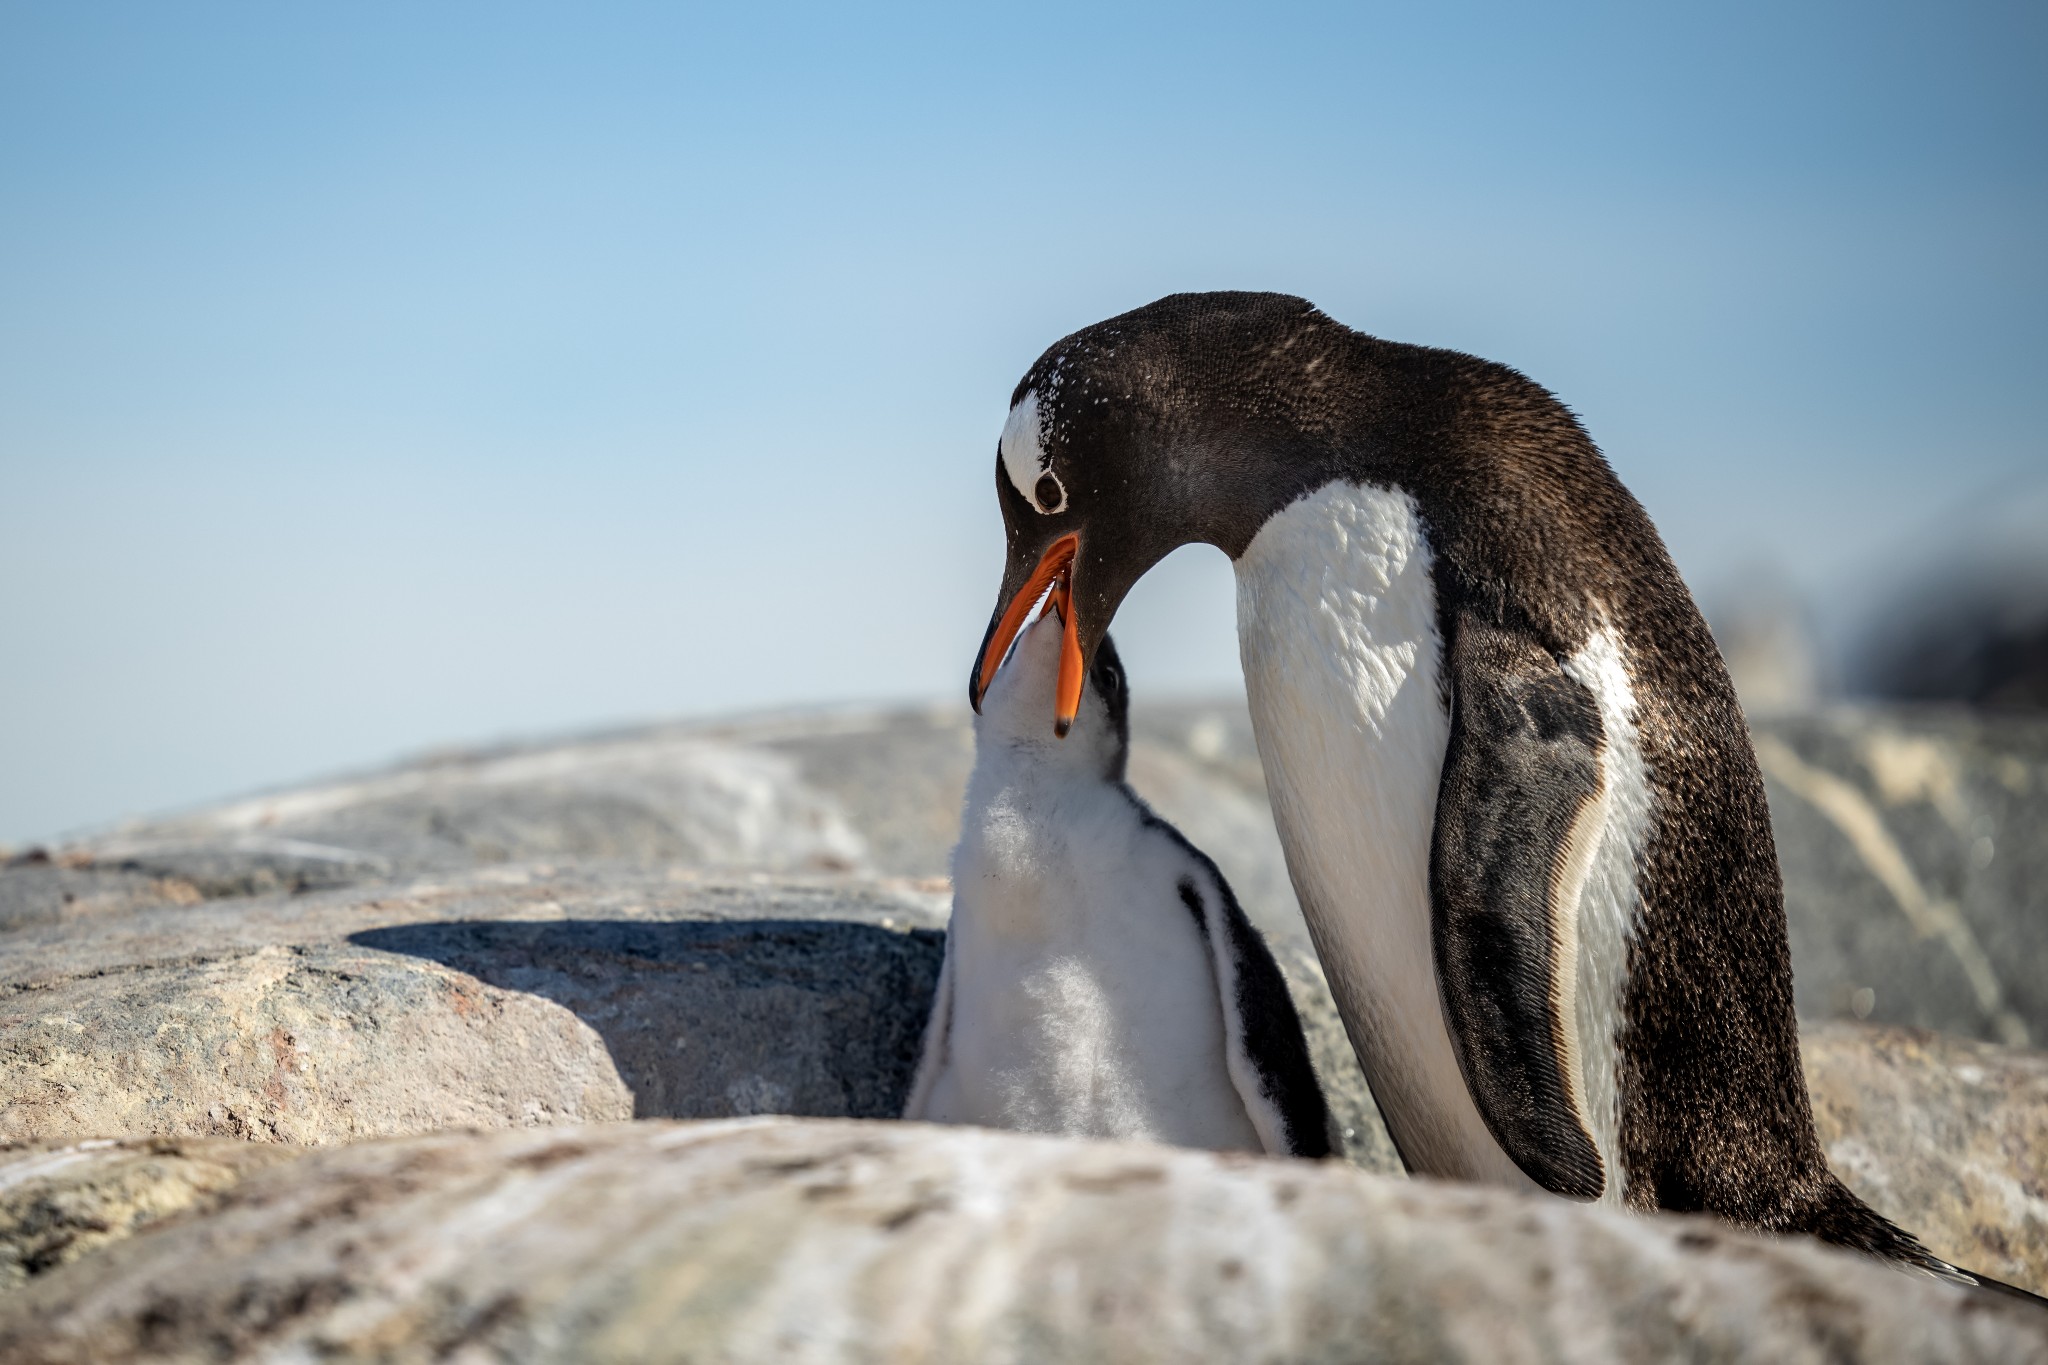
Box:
970 532 1086 736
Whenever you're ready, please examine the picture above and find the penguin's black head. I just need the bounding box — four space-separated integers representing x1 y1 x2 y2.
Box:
969 292 1358 734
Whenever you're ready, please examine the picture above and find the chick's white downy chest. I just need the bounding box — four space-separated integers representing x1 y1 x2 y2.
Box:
924 770 1261 1152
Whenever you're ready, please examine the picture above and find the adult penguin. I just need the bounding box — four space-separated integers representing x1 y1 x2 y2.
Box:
967 290 2034 1297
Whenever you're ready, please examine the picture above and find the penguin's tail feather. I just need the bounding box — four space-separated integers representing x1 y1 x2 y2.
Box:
1956 1271 2048 1312
1796 1178 2048 1312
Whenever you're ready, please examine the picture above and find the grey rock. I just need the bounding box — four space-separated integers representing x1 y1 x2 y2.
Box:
75 731 872 883
739 706 979 878
3 1118 2040 1364
3 690 2045 1358
0 1137 307 1292
11 700 1405 1171
16 854 2048 1295
11 697 2048 1162
85 835 393 899
1756 707 2048 1046
16 970 2048 1309
1805 1019 2048 1296
1 849 2045 1306
0 854 1403 1169
0 855 205 935
0 866 947 1147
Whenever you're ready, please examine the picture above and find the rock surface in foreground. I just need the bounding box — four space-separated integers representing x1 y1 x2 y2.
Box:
4 856 2047 1293
3 1118 2042 1365
0 1138 305 1293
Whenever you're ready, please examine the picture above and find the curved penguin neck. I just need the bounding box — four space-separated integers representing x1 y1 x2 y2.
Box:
968 699 1123 815
1132 313 1651 661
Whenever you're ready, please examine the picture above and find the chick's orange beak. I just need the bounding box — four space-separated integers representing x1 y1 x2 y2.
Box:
971 532 1086 736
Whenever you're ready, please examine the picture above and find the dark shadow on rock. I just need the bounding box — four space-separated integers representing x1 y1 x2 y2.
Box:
350 919 943 1123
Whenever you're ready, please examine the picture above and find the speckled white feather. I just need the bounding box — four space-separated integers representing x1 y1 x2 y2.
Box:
1000 391 1060 511
1235 481 1536 1188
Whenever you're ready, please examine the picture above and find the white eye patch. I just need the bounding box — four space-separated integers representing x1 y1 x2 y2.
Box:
1000 391 1064 514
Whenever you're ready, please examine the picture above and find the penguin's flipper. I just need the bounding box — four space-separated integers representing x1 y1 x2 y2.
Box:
900 924 957 1120
1430 610 1609 1199
1176 867 1337 1159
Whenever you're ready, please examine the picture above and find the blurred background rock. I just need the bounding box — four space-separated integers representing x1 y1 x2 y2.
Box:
1846 480 2048 713
1854 566 2048 712
1710 479 2048 718
1707 568 1826 715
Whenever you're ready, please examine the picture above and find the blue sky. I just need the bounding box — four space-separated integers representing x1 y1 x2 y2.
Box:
2 2 2043 842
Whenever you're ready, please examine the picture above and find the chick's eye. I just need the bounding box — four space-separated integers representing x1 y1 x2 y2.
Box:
1094 655 1122 698
1034 473 1065 513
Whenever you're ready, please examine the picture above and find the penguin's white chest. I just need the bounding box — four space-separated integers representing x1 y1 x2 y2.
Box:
1234 482 1536 1187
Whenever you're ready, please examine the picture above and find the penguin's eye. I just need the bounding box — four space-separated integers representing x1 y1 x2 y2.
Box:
1033 472 1066 514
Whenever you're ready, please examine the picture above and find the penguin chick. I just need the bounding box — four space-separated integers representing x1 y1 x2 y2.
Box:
904 610 1335 1158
